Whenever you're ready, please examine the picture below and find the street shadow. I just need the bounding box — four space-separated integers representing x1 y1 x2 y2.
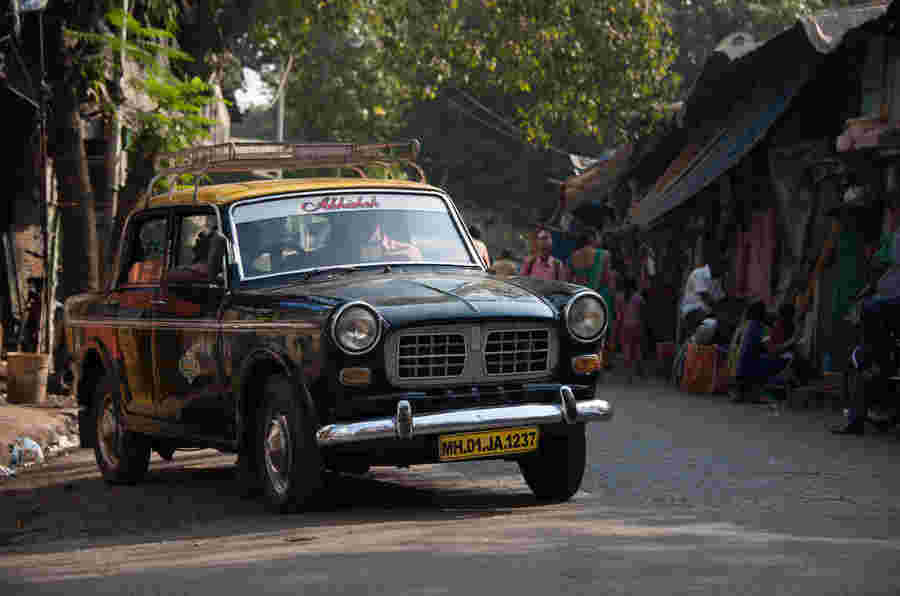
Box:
0 451 548 556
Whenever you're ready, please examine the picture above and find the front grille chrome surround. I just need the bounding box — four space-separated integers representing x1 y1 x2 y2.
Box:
385 323 557 387
397 332 467 380
484 329 551 376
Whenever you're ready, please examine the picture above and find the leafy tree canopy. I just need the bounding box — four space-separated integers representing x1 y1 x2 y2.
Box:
240 0 681 149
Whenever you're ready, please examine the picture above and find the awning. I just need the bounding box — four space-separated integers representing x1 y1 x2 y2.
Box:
563 144 633 209
631 2 892 229
631 76 809 228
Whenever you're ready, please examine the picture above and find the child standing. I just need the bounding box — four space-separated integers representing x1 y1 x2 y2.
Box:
621 277 645 383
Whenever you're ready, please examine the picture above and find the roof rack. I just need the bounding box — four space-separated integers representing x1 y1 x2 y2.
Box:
145 140 425 206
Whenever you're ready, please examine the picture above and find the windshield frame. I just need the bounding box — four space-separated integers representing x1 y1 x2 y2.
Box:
227 188 484 282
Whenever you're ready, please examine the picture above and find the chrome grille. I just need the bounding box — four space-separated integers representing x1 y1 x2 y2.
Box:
484 329 550 375
397 333 466 379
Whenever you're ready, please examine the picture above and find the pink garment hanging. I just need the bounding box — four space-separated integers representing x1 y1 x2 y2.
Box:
732 208 776 306
732 227 750 297
886 207 900 235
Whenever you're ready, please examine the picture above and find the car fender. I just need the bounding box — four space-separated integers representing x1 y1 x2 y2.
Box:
72 336 120 402
235 345 320 450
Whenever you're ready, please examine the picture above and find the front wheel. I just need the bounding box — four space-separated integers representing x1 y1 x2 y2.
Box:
518 424 586 502
255 375 323 512
94 374 151 484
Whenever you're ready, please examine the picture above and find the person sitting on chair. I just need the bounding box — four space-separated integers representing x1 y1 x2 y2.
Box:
731 300 791 403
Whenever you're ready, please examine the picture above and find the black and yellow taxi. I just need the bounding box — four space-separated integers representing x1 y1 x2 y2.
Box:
65 141 613 512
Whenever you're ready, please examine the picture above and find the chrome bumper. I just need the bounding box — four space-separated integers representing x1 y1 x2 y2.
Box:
316 385 613 447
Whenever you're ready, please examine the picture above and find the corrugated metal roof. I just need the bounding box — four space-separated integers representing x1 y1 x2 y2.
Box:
563 144 633 207
630 2 893 229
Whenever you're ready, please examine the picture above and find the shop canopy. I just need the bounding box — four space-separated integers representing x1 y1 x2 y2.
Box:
563 144 633 211
630 1 893 229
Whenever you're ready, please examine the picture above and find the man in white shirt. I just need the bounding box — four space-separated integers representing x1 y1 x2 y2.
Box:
678 259 726 343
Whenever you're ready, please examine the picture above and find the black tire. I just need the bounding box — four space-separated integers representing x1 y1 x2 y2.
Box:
518 424 586 502
93 374 151 484
255 375 322 512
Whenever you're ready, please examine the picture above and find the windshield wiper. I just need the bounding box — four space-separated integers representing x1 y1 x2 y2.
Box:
301 266 362 281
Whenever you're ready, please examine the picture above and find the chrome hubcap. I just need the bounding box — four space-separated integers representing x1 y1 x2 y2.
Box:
98 395 120 468
264 414 292 496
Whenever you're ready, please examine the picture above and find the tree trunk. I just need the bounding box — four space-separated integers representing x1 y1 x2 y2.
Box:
111 140 158 253
52 82 101 299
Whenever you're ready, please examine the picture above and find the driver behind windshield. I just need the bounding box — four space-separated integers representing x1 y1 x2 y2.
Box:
359 215 423 262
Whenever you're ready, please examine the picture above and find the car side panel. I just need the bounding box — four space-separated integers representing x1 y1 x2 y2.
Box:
154 283 229 438
222 293 330 436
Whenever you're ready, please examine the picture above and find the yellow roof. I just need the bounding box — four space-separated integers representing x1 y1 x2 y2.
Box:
143 177 442 210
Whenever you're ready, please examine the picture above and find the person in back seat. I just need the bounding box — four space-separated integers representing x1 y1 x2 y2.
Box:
127 242 164 284
169 229 226 284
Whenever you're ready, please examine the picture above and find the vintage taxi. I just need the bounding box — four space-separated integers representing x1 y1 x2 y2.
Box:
65 141 613 512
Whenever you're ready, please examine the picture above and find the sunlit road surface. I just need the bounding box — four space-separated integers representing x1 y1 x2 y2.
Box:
3 380 900 595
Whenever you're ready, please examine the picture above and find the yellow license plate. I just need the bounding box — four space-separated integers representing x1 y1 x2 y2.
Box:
438 426 539 461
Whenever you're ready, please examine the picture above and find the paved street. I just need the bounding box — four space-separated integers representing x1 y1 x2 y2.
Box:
2 380 900 595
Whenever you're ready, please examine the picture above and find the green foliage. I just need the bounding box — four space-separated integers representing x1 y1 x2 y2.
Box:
64 1 218 181
244 0 679 151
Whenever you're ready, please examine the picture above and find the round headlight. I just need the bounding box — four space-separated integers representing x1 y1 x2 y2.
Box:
332 302 381 355
565 293 608 343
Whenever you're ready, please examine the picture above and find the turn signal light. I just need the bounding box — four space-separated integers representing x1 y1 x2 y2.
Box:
339 367 372 386
572 354 601 375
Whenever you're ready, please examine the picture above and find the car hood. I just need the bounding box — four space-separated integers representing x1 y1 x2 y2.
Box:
243 270 579 328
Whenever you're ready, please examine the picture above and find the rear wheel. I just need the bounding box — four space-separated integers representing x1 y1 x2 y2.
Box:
255 375 323 512
94 374 151 484
518 424 586 502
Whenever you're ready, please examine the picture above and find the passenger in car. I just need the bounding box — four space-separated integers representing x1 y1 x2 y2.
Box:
168 229 226 283
168 231 213 283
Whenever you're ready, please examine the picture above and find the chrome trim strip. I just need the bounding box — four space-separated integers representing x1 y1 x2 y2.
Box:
227 188 484 282
66 317 319 332
315 396 614 447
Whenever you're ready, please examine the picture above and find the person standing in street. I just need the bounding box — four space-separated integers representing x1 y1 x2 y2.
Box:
621 276 646 383
492 249 519 277
833 218 900 435
521 228 566 281
568 230 609 290
469 225 491 269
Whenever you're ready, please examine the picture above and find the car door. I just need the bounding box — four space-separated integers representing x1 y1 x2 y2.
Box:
110 210 170 419
153 207 230 438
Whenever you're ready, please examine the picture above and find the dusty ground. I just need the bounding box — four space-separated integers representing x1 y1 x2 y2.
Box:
2 379 900 595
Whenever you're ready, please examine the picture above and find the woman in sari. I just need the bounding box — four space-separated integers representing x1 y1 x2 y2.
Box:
568 231 614 355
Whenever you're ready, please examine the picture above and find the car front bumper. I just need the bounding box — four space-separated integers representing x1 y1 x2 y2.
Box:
315 383 613 447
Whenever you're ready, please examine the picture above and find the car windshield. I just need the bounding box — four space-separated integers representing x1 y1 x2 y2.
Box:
231 193 477 279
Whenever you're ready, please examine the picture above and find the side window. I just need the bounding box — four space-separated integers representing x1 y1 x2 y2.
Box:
175 213 217 268
170 212 222 283
121 216 168 285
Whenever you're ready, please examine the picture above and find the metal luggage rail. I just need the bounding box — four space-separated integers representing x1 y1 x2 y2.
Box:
145 140 425 204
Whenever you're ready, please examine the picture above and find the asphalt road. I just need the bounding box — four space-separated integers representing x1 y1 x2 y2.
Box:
3 379 900 595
